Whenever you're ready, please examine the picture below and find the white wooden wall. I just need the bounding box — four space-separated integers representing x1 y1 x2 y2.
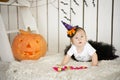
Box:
0 0 120 55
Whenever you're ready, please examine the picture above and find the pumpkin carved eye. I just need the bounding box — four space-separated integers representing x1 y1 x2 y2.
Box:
20 39 23 43
12 29 47 60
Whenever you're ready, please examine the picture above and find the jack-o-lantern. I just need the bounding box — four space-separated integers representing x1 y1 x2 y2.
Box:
12 29 47 60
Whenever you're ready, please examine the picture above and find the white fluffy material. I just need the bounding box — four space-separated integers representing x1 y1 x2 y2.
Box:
0 53 120 80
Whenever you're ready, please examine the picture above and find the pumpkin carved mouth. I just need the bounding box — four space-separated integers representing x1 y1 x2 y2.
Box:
24 51 33 55
23 51 40 55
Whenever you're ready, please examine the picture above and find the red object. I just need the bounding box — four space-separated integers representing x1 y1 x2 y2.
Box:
53 66 87 72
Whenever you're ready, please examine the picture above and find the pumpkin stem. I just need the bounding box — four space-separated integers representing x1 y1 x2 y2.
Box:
27 27 32 32
19 27 32 34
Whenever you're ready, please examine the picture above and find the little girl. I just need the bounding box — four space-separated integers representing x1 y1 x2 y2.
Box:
59 21 98 66
58 21 118 66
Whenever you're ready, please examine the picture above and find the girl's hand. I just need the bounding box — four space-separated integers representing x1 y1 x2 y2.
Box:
56 64 64 67
91 53 98 66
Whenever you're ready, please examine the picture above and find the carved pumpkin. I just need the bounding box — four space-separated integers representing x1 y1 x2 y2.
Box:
12 29 47 60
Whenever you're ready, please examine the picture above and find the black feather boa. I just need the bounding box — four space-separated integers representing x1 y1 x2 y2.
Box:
64 40 119 61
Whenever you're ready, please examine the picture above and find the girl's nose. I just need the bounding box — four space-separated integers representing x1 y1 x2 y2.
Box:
78 38 82 41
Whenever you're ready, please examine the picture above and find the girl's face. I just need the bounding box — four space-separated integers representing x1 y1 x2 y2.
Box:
71 29 87 48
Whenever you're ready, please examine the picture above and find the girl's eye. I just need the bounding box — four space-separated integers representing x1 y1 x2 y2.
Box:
75 37 78 39
81 35 84 38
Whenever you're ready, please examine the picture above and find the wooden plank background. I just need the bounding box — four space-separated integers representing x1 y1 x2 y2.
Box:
0 0 120 55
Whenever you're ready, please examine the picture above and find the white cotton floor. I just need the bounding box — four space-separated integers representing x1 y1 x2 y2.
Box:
0 53 120 80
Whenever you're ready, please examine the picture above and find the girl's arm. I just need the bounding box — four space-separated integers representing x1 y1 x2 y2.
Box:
59 54 71 66
91 52 98 66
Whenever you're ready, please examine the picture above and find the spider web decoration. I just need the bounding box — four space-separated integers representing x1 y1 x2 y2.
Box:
26 0 96 22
